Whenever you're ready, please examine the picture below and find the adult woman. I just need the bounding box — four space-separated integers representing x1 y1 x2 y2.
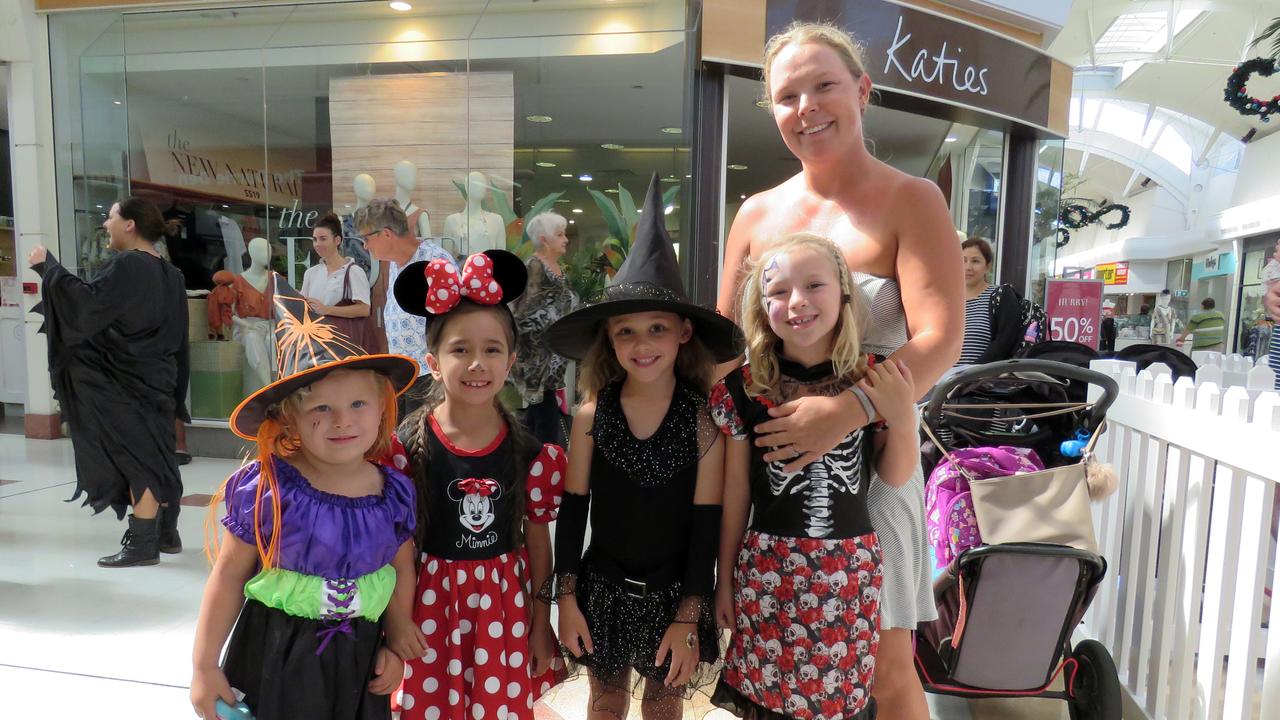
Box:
957 237 1021 366
510 211 578 445
28 197 189 568
301 213 375 350
715 22 962 720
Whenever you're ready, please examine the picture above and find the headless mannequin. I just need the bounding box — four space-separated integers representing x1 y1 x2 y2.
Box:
232 237 274 393
1151 292 1175 345
445 171 506 254
394 160 432 238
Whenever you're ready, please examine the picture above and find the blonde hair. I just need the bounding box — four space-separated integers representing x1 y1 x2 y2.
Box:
740 232 868 400
762 21 868 108
577 316 716 401
206 370 398 567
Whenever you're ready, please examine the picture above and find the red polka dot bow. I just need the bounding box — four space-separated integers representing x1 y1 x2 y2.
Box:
421 253 503 315
458 477 499 497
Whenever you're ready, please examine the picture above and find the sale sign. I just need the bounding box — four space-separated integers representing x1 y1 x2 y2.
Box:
1095 262 1130 286
1045 279 1105 349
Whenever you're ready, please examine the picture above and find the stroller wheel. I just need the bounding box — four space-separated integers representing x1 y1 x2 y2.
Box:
1068 639 1122 720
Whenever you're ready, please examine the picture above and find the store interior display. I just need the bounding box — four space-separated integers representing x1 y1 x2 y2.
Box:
206 237 276 395
394 160 433 238
445 171 507 255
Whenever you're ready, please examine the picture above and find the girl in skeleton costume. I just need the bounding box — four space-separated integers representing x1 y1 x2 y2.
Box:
541 175 744 719
710 233 919 720
387 250 566 720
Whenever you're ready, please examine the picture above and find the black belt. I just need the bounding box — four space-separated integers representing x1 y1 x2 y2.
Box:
584 553 684 599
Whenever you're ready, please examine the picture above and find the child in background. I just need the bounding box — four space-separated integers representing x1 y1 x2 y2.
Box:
190 279 420 720
710 233 919 720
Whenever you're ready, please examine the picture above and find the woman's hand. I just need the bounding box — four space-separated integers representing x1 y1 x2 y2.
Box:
384 608 427 661
856 360 916 430
655 622 699 687
305 298 330 316
556 596 594 658
529 619 559 676
367 647 405 695
27 245 47 267
754 393 867 473
190 665 237 720
714 582 735 630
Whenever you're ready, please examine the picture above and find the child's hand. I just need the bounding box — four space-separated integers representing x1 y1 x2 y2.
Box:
857 360 916 430
385 610 427 661
655 623 699 687
367 646 405 695
715 583 735 629
190 665 237 720
556 597 594 658
529 620 559 677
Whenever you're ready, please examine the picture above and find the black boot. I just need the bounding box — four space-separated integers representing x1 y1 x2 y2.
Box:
158 503 182 554
98 514 160 568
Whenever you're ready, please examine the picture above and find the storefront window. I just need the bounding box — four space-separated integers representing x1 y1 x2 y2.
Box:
1237 233 1280 354
51 0 692 423
1028 137 1065 304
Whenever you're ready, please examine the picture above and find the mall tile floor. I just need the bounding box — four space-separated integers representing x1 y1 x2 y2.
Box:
0 433 1084 719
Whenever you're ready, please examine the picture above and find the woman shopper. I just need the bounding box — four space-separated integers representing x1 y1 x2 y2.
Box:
28 196 189 567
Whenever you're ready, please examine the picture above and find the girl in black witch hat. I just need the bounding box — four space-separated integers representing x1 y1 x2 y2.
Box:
542 175 744 719
388 249 567 720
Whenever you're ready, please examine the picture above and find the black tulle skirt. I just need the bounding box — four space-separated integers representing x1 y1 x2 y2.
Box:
565 562 721 704
222 599 389 720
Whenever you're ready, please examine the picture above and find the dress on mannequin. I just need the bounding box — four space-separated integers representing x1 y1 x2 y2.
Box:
444 171 507 254
224 238 275 394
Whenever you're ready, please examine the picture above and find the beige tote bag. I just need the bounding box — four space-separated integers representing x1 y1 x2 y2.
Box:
968 463 1099 554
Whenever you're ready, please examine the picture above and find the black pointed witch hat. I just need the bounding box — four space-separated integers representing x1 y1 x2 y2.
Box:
547 174 744 362
229 274 419 439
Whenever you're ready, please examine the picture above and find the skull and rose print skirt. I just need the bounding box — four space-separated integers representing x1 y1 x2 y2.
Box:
713 530 883 720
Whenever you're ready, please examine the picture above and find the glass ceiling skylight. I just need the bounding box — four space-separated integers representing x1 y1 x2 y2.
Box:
1093 9 1203 58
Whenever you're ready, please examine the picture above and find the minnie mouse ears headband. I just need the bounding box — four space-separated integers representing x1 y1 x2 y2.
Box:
393 249 527 319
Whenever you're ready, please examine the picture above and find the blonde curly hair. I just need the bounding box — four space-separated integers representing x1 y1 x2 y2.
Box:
739 232 868 400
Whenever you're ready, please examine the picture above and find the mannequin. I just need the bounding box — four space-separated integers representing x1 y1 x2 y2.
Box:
342 173 377 280
444 171 506 254
229 237 274 393
394 160 433 238
1151 289 1175 345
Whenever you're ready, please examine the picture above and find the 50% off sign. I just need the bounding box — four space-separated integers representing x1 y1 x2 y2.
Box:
1044 279 1104 350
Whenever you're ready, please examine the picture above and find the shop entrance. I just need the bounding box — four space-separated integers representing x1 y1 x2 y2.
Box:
0 62 26 417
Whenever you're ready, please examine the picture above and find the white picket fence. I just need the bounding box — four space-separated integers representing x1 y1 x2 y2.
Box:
1081 359 1280 720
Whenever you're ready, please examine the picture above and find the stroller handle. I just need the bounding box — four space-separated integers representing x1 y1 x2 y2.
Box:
923 359 1119 433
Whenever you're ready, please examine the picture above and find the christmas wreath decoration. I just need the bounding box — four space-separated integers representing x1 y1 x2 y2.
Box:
1224 57 1280 122
1056 202 1131 248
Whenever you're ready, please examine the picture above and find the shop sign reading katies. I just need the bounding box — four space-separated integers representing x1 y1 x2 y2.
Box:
1094 262 1129 286
766 0 1053 131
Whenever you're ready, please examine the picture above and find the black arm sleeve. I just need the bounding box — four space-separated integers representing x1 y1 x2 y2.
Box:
681 504 723 598
976 285 1023 364
174 293 192 423
553 491 590 579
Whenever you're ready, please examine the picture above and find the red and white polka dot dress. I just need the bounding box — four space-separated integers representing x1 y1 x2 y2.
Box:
399 428 566 720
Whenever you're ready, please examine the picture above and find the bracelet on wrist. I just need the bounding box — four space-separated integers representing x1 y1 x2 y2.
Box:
847 385 878 424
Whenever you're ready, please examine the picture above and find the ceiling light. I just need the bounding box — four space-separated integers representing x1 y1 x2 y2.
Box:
664 205 675 215
944 136 958 143
661 176 679 183
560 173 573 178
389 1 412 11
685 174 692 178
569 219 575 224
728 164 748 171
572 208 584 214
526 114 553 123
535 161 556 168
578 174 593 182
605 189 619 194
556 199 571 204
755 99 770 108
112 99 122 105
740 194 747 199
601 143 624 150
660 127 682 134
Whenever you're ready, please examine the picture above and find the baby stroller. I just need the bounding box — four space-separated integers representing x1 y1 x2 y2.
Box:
914 359 1123 720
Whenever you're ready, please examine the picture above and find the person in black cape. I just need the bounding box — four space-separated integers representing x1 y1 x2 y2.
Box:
28 197 190 568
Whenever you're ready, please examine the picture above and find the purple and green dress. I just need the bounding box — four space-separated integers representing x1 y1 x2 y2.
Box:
220 456 416 720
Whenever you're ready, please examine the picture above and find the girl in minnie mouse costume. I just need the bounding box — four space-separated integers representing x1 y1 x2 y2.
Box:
385 249 566 720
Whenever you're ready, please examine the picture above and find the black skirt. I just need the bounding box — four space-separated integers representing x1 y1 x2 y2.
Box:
222 600 389 720
566 561 720 700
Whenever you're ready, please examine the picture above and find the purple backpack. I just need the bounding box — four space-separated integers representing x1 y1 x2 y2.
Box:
925 446 1045 568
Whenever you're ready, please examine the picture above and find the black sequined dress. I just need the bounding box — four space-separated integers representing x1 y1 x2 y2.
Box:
553 379 722 707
